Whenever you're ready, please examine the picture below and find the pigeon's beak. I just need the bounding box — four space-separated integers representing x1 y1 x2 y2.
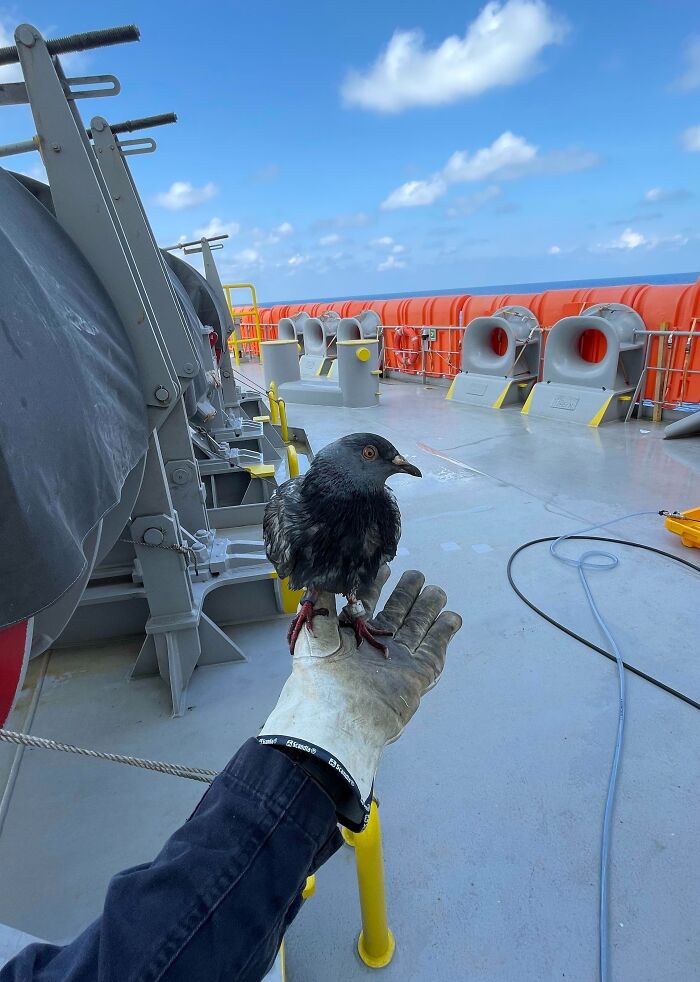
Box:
391 454 422 478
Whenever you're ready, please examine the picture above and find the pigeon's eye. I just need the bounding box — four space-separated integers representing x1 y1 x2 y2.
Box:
362 445 378 461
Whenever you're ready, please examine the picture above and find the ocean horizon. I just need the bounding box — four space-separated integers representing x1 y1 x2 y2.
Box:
261 270 700 308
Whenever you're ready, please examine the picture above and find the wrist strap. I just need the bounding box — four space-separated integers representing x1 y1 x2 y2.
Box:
258 735 372 831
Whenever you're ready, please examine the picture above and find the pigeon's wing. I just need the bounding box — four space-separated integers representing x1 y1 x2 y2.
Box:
379 486 402 564
263 477 303 580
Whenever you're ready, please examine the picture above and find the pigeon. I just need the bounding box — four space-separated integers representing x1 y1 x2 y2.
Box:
263 432 422 654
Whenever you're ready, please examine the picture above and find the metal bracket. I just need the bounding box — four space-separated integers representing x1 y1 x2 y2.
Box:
14 23 179 424
64 74 120 99
118 136 156 155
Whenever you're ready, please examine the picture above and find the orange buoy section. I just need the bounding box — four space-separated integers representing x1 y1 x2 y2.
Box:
233 275 700 405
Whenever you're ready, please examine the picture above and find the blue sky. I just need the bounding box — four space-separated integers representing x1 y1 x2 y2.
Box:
2 0 699 302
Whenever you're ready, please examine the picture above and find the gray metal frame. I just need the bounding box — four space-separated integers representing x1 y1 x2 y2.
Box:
7 24 290 715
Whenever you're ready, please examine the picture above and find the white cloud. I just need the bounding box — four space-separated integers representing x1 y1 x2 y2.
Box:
155 180 218 210
382 177 447 209
371 236 395 247
674 36 700 91
382 131 599 209
319 233 341 246
681 125 700 152
342 0 567 112
392 244 405 254
233 248 262 268
287 253 307 267
378 254 407 272
548 245 561 255
194 216 241 239
276 221 294 236
643 187 691 204
609 228 647 250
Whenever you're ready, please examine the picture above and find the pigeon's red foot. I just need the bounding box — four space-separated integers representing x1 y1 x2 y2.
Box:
287 597 329 654
350 616 392 658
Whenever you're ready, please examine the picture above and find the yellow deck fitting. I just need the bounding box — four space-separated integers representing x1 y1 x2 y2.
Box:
302 874 316 900
445 377 456 401
286 444 299 479
351 801 395 969
277 399 289 443
270 572 304 614
664 507 700 549
243 463 276 479
268 382 281 425
252 414 271 423
356 346 371 362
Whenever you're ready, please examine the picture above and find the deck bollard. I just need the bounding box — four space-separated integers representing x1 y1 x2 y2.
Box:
346 800 395 968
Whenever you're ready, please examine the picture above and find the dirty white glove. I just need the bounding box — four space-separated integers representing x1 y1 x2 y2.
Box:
258 567 462 829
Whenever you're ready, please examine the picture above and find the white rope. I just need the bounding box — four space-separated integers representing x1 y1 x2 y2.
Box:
0 728 218 784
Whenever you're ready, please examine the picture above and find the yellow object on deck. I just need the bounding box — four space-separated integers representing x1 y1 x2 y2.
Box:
277 400 289 443
664 507 700 549
286 444 299 479
244 463 276 479
348 801 395 968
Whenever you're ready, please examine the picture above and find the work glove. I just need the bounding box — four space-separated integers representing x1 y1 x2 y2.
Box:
258 567 462 830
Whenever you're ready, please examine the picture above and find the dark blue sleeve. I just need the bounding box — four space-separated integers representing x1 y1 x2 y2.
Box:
1 739 342 982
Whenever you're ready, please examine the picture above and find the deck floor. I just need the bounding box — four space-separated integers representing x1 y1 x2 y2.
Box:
1 371 699 981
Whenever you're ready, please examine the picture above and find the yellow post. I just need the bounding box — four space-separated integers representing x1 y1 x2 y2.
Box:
268 382 280 425
351 801 395 968
277 399 290 443
286 444 299 479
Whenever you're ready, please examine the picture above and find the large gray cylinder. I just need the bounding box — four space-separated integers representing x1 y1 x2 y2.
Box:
278 311 309 342
337 309 382 343
337 339 379 408
461 305 539 377
261 340 301 388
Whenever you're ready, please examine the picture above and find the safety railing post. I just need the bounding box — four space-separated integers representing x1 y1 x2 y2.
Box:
345 800 395 968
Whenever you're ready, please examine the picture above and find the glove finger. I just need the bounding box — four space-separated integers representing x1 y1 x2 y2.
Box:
411 610 462 684
394 585 447 652
357 563 391 620
371 570 425 634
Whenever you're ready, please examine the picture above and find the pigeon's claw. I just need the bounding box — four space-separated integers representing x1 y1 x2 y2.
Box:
287 599 329 654
351 616 392 658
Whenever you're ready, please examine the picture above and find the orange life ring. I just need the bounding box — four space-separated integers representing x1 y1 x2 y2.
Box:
394 326 421 370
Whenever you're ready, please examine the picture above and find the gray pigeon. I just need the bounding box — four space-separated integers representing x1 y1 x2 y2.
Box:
263 432 422 653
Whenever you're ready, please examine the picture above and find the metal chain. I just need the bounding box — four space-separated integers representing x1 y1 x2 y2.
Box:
0 728 218 783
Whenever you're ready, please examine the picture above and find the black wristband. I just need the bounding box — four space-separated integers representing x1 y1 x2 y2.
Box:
258 737 371 832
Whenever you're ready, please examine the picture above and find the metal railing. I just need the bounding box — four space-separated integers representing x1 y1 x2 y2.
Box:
223 283 262 363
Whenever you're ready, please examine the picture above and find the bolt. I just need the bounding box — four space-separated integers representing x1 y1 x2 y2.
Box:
113 194 121 201
171 467 190 485
143 527 164 546
51 143 61 153
222 370 231 379
154 386 170 403
16 26 35 46
92 119 105 132
183 362 195 375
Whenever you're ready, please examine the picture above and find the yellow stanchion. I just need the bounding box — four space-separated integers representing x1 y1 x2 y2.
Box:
268 382 280 425
277 399 289 443
286 444 299 479
350 801 395 968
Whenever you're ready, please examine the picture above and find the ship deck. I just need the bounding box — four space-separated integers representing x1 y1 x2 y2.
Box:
1 369 699 981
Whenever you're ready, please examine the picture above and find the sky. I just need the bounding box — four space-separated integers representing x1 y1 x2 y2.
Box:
1 0 699 303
